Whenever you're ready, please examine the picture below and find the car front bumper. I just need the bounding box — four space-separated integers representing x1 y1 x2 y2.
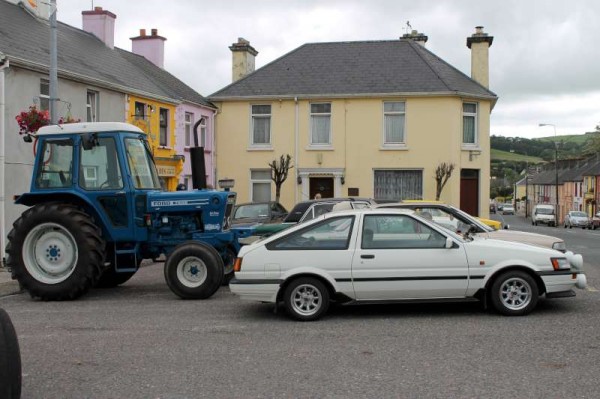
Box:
539 271 587 293
229 278 281 303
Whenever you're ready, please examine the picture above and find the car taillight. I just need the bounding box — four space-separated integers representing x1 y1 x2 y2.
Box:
233 257 243 272
551 257 570 271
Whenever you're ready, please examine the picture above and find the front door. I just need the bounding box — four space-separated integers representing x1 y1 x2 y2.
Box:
351 213 469 300
460 169 479 216
310 177 334 199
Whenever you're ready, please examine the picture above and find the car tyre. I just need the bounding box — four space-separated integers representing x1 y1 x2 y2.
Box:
0 308 21 399
490 270 539 316
283 277 330 321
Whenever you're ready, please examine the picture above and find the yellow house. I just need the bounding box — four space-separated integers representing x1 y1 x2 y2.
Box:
127 95 183 191
210 29 497 217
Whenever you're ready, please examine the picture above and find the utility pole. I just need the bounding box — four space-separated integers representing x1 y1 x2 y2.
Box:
49 0 58 124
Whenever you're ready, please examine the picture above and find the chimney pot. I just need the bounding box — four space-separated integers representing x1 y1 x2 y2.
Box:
140 28 146 36
151 28 158 36
94 6 102 11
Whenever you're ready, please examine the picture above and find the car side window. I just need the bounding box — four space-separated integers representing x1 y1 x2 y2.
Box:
362 215 446 249
268 216 354 250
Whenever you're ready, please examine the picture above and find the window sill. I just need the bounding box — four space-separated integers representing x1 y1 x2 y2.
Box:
306 145 334 151
247 146 273 152
462 145 481 151
380 145 408 151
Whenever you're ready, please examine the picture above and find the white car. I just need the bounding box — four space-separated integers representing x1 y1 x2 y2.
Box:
564 211 591 229
230 209 587 321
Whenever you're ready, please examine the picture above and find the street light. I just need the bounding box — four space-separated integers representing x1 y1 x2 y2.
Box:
538 123 559 227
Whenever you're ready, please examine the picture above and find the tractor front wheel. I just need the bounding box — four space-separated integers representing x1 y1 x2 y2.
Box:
164 242 224 299
5 203 105 300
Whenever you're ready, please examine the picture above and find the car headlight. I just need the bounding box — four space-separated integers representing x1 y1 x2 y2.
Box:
552 242 566 252
551 257 570 271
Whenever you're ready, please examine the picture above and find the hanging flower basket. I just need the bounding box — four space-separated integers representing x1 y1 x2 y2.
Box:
15 105 50 135
58 115 81 124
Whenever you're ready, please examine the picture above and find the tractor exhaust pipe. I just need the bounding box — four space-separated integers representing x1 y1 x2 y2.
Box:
190 117 207 190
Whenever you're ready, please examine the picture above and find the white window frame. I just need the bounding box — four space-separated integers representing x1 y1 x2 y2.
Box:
250 104 272 148
159 108 169 147
382 101 406 147
83 166 98 187
309 102 332 147
86 90 99 122
199 118 207 148
184 112 193 147
462 102 478 147
39 79 50 111
373 169 423 201
250 169 272 202
134 102 146 120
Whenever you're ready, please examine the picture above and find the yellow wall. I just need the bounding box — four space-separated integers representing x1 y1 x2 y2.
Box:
215 96 492 217
127 95 182 191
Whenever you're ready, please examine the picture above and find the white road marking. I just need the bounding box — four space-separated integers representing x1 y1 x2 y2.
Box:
586 286 598 292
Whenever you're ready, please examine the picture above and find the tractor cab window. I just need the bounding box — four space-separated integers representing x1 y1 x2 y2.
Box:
79 137 123 190
125 138 162 190
35 139 74 189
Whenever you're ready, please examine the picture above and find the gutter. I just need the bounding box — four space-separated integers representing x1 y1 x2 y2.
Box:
0 55 8 264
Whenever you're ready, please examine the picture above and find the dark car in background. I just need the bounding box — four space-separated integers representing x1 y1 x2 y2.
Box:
243 198 375 242
231 201 288 226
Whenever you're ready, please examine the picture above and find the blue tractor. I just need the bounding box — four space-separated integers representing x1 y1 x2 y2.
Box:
5 122 247 300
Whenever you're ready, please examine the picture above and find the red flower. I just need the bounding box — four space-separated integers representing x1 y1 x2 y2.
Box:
15 105 50 135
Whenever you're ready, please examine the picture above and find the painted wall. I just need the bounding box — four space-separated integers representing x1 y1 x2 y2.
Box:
214 96 492 217
174 104 215 189
1 67 125 256
127 95 181 191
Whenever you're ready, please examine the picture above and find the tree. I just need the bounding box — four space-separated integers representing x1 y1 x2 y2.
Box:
434 162 455 201
268 154 293 203
583 123 600 156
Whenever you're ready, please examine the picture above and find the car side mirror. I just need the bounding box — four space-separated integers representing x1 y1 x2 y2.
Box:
445 237 454 249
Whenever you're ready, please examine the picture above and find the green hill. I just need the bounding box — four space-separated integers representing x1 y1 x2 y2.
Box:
491 149 544 163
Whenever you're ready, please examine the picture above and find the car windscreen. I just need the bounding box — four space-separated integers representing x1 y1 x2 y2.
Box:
536 208 554 215
570 211 587 217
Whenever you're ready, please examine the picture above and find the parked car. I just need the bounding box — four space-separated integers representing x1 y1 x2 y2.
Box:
564 211 591 229
532 204 556 227
243 198 375 242
592 212 600 230
402 200 502 230
230 208 587 321
376 202 568 252
231 201 288 226
502 204 515 215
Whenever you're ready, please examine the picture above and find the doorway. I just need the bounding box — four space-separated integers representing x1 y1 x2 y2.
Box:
310 177 334 199
460 169 479 216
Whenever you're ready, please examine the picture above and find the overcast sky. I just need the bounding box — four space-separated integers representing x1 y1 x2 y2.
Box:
55 0 600 139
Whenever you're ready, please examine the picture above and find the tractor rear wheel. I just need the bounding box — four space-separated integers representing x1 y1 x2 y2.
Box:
0 308 21 399
164 241 224 299
5 203 105 300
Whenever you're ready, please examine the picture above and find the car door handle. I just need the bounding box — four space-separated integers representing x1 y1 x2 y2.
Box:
361 254 375 259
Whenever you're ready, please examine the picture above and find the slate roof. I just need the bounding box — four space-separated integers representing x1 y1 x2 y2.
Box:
210 39 498 101
0 0 214 108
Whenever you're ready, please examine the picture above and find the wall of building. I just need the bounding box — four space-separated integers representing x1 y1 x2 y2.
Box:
127 95 181 191
215 95 491 215
174 104 215 189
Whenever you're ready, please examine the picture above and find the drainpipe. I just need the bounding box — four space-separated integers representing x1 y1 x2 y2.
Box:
294 96 299 202
0 57 9 265
49 0 58 124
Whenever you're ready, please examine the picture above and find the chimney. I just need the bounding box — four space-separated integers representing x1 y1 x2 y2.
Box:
401 30 428 47
229 38 258 82
466 26 494 88
82 6 117 49
131 28 167 69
